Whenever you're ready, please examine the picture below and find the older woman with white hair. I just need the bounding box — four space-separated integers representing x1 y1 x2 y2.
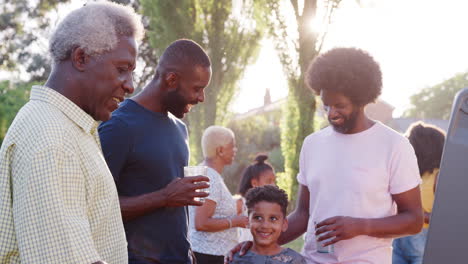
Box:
189 126 249 264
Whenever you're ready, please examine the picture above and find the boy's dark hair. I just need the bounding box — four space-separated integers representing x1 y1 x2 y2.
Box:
245 185 288 217
238 154 274 197
306 47 382 106
406 122 446 175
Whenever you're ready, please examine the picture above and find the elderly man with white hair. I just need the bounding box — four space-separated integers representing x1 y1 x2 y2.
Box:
189 126 249 264
0 2 143 263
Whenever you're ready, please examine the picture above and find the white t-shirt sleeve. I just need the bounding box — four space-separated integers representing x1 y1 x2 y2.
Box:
296 139 308 186
206 168 221 203
389 138 422 194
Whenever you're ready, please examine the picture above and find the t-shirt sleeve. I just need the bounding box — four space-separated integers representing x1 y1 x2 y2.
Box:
296 139 308 186
98 117 131 183
389 138 422 194
206 169 221 204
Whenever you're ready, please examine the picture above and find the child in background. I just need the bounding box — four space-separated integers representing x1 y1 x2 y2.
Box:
392 122 446 264
231 185 306 264
237 154 276 242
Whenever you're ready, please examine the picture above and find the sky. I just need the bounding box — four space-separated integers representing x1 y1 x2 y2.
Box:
2 0 467 118
231 0 468 117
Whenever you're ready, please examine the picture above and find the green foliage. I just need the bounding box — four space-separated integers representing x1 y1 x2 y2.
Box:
0 81 33 145
284 235 304 253
223 111 283 193
264 0 342 208
141 0 265 164
0 0 66 81
276 172 292 202
404 72 468 120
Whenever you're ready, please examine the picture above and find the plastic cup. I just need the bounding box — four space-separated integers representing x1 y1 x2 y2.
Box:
184 166 209 202
315 221 335 254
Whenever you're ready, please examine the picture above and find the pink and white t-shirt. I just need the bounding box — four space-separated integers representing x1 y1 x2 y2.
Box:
297 122 421 264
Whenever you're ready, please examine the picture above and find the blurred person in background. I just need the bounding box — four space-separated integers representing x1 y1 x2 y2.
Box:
392 122 446 264
189 125 249 264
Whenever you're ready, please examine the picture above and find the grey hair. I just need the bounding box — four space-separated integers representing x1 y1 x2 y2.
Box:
49 1 144 63
202 126 235 159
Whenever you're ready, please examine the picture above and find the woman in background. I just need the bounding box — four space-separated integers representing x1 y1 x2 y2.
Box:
392 121 446 264
189 126 248 264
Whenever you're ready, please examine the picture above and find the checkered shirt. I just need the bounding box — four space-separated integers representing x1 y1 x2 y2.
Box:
0 86 128 263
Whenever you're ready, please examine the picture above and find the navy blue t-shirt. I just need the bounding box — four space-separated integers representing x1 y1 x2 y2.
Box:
99 99 192 264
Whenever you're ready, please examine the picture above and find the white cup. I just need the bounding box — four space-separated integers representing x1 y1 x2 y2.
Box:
314 221 335 254
184 166 209 202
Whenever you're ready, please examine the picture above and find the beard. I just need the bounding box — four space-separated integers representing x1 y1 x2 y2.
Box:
329 109 359 134
163 88 188 118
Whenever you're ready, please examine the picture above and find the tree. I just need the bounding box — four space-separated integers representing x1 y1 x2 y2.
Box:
0 0 70 81
263 0 342 202
0 81 32 145
404 71 468 120
224 109 283 193
141 0 265 164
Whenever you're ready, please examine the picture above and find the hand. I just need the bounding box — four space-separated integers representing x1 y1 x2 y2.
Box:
231 215 249 228
224 241 253 263
163 176 210 207
315 216 365 246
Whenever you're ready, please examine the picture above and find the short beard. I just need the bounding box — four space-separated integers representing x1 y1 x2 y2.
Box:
164 88 187 118
330 109 359 134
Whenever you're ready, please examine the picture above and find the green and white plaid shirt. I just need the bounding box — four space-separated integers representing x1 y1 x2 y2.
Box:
0 86 127 263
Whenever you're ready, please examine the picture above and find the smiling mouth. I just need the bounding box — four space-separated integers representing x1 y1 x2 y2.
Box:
184 104 193 113
329 117 344 125
257 231 274 238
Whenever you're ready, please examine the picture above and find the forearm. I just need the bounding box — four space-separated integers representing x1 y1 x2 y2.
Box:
195 217 233 232
362 211 423 239
119 190 167 222
278 209 309 245
424 212 431 224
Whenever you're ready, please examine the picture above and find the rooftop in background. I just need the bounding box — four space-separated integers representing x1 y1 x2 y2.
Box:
233 90 449 133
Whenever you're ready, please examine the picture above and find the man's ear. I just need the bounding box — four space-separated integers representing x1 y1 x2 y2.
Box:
71 47 89 72
164 72 178 91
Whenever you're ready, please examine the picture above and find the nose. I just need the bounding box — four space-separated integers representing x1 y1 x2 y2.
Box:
123 73 135 95
198 90 205 103
260 220 272 229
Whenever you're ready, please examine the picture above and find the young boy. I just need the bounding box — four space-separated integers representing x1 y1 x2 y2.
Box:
231 185 306 264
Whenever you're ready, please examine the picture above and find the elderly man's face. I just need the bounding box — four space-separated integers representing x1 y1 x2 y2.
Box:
82 36 137 121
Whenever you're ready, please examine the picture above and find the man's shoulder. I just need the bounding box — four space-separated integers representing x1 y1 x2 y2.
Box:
373 122 409 146
6 101 77 148
109 99 141 122
168 112 187 129
99 100 141 133
303 126 333 145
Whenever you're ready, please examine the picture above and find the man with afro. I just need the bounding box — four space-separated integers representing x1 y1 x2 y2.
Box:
226 48 424 264
282 48 424 263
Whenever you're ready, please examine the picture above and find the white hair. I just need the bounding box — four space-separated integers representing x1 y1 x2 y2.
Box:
49 1 144 63
201 126 235 159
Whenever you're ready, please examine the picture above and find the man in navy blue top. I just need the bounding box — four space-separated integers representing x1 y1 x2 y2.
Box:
99 39 212 264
